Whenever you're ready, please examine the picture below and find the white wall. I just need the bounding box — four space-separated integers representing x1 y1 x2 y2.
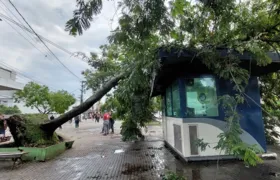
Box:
164 117 263 158
164 117 185 156
164 117 225 157
182 122 225 157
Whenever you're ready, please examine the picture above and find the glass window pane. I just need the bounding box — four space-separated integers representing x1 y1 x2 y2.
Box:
172 82 180 117
166 87 172 116
185 77 218 117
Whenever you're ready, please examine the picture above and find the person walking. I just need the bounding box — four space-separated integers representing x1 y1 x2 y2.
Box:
74 115 80 128
96 113 100 123
102 111 110 136
109 111 115 134
93 112 97 123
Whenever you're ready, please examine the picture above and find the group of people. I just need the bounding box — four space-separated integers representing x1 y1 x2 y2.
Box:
49 110 115 135
101 111 114 136
91 112 101 123
71 111 115 135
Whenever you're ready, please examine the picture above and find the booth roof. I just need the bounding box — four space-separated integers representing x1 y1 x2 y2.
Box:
152 48 280 97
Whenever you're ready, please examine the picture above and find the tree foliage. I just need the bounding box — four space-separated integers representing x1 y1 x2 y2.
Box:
66 0 280 166
0 105 21 115
14 82 76 114
260 73 280 145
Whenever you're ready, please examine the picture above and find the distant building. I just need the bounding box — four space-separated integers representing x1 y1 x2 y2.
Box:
0 67 24 106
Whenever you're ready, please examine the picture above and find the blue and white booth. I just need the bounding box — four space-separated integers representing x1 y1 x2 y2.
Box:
152 48 280 161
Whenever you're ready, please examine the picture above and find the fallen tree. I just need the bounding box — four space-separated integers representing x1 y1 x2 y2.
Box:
6 73 125 147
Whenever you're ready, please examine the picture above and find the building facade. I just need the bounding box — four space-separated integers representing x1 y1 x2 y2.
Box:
0 67 23 107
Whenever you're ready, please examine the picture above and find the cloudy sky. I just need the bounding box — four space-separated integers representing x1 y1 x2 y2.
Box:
0 0 119 113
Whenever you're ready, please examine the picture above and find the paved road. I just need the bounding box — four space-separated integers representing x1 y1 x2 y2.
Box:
1 120 280 180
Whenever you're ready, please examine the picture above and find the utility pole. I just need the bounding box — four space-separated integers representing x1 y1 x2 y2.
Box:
80 81 86 120
80 81 86 104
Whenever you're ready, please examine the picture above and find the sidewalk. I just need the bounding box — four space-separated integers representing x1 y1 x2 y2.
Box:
0 120 280 180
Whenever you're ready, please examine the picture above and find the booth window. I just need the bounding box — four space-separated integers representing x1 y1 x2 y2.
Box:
165 86 172 116
165 81 180 117
172 82 180 117
185 77 219 117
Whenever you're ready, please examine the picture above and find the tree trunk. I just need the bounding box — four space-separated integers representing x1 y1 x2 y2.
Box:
40 73 125 134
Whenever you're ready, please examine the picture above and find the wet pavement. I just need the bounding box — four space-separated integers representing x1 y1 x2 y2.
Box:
0 120 280 180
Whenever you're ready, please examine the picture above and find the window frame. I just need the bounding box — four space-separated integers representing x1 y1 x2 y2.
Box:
165 86 173 117
171 81 181 117
165 80 181 118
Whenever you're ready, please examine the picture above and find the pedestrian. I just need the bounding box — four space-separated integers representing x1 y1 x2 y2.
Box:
0 114 7 137
109 111 115 134
102 111 110 136
96 113 100 123
74 115 80 128
90 112 94 122
93 112 97 123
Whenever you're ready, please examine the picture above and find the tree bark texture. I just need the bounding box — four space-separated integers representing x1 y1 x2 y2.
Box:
5 115 27 147
40 73 125 133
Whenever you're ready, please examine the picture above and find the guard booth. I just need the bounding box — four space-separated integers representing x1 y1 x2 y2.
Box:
152 48 280 161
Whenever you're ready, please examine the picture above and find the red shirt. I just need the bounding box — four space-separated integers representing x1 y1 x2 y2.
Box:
103 113 110 120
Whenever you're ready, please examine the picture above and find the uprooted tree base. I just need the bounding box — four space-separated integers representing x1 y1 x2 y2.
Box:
6 114 60 147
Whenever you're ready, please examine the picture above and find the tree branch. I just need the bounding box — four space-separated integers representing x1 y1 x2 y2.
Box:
34 106 43 114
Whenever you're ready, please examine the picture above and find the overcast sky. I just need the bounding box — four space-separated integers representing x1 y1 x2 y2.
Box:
0 0 119 113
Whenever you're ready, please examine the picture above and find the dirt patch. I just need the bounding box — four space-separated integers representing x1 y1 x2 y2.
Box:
122 163 154 175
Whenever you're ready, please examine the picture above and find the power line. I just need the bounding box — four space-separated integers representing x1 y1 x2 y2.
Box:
0 0 41 46
7 0 82 81
0 7 52 61
0 13 89 63
0 0 53 60
70 88 80 94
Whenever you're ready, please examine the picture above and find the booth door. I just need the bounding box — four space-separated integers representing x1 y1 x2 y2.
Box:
189 125 199 155
173 124 182 153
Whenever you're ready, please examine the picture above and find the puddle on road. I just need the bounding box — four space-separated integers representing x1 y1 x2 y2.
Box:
114 149 125 154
